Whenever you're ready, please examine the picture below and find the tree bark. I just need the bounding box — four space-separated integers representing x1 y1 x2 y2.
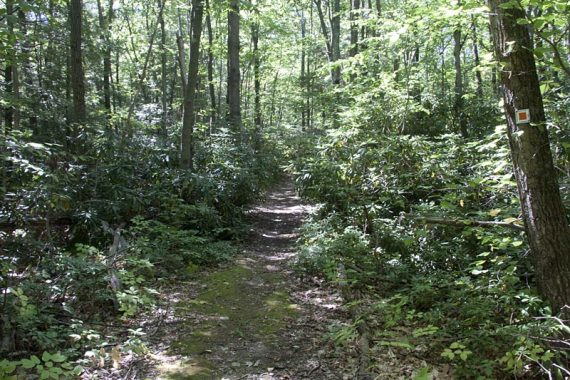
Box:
205 0 217 128
180 0 205 170
488 0 570 314
158 0 168 137
313 0 333 63
453 25 467 138
97 0 113 120
176 15 188 95
350 0 360 58
471 17 483 98
300 10 306 131
126 1 166 125
227 0 242 137
69 0 86 125
4 0 15 133
252 21 262 138
331 0 341 85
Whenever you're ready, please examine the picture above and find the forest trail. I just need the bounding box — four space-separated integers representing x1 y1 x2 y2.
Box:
142 181 347 379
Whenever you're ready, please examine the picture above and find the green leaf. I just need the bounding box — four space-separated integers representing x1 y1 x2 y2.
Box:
49 353 66 363
42 352 52 363
0 360 17 374
460 350 472 361
21 358 37 369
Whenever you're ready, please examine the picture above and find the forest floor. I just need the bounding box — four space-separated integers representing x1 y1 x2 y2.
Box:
135 181 357 379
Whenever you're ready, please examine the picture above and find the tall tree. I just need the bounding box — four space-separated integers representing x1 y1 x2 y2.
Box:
313 0 333 69
205 0 217 127
300 9 307 130
488 0 570 313
96 0 113 120
331 0 341 85
227 0 241 136
180 0 205 170
70 0 87 125
158 0 168 136
350 0 360 58
4 0 15 133
453 1 467 138
471 18 483 98
453 27 467 137
252 20 262 136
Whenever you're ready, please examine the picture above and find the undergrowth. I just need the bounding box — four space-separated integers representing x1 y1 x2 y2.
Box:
0 130 282 378
291 126 570 379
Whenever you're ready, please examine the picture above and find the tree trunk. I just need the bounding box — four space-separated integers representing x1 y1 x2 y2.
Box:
126 1 166 125
488 0 570 314
350 0 360 58
180 0 205 170
70 0 86 125
159 0 168 137
97 0 112 120
471 17 483 98
331 0 341 85
176 15 188 95
300 10 306 131
4 0 15 133
314 0 333 63
252 21 262 139
453 28 467 138
206 0 217 128
227 0 241 137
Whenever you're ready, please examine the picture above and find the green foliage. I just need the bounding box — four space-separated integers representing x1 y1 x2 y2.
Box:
0 352 82 380
292 123 570 378
1 129 279 368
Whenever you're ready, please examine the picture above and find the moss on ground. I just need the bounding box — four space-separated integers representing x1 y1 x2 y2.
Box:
159 263 299 379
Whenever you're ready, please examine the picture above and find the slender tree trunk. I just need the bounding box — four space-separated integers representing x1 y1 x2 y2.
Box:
453 27 467 137
126 1 166 124
331 0 341 85
269 70 279 126
97 0 113 121
227 0 241 137
206 0 217 129
472 18 483 98
314 0 333 63
114 50 120 109
350 0 360 58
300 10 306 131
176 15 188 95
567 17 570 64
70 0 86 125
4 0 15 133
252 21 262 138
159 0 168 137
180 0 205 170
488 0 570 314
440 39 446 99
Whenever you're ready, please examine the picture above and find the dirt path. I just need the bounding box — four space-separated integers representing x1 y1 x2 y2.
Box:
142 181 350 379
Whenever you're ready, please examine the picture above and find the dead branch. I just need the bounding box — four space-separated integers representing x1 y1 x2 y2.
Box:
404 214 526 232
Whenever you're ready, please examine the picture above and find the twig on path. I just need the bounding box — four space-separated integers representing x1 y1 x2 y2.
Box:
307 361 322 376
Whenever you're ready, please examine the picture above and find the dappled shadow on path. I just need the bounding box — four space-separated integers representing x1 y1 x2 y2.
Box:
140 180 346 380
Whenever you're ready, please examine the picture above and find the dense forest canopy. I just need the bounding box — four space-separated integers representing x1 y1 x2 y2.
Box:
1 0 570 378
